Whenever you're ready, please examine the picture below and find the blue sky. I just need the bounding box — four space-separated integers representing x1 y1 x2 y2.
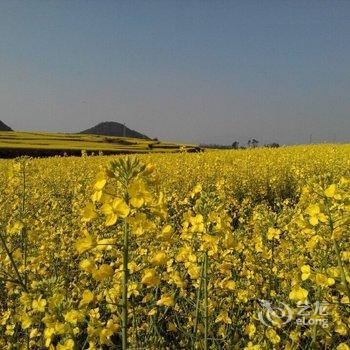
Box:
1 0 349 144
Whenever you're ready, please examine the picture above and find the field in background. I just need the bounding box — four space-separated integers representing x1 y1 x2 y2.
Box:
0 131 197 157
0 144 349 349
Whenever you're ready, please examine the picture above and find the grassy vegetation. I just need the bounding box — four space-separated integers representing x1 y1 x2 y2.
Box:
0 131 198 158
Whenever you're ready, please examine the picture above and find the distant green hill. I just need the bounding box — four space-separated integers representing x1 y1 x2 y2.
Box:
0 120 12 131
80 121 150 139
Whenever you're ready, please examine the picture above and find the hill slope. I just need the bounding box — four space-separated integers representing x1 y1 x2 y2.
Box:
0 120 13 131
80 121 149 139
0 131 198 158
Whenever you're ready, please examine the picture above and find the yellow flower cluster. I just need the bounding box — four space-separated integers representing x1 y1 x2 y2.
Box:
0 144 349 349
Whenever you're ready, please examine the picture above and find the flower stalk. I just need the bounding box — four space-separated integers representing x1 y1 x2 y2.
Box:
203 250 209 350
122 220 129 350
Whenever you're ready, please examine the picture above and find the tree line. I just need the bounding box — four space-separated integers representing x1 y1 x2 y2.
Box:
200 139 280 149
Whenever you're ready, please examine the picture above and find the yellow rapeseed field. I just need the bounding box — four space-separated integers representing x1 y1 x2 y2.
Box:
0 144 349 349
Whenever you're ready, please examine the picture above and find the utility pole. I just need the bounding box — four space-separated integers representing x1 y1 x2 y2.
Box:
123 123 126 137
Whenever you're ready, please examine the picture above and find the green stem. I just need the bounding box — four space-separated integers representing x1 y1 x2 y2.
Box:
19 160 29 350
21 159 26 215
192 256 205 350
268 238 274 297
132 306 140 349
22 227 28 290
0 231 28 292
21 162 28 289
333 239 350 299
122 221 129 350
204 251 209 350
325 199 350 300
311 288 320 348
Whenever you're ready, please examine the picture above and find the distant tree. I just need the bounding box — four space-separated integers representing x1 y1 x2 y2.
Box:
247 139 259 148
251 139 259 148
266 142 280 148
232 141 239 149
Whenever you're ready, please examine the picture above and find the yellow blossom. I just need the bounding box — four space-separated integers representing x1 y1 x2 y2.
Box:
80 290 94 306
157 294 175 307
75 230 97 253
64 310 83 325
289 285 308 301
101 198 130 226
81 202 97 222
245 323 256 338
324 184 336 198
315 273 335 287
128 178 152 208
141 269 160 287
215 310 232 324
301 265 311 280
266 328 280 344
267 227 281 240
150 252 168 266
92 264 114 281
57 339 75 350
32 297 47 313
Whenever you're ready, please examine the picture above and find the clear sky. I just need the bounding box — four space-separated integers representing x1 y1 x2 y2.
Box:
1 1 349 145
